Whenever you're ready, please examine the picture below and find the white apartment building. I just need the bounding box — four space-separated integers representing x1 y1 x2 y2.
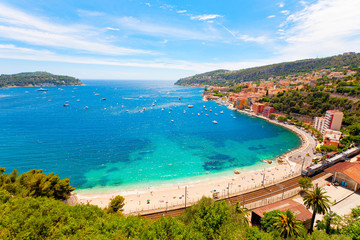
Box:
313 110 343 135
314 117 325 133
324 110 343 133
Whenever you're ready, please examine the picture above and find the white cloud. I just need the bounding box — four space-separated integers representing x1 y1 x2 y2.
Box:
106 27 120 31
160 4 173 10
190 14 222 21
238 35 268 44
116 16 220 40
77 9 104 17
0 43 218 72
220 24 269 44
267 15 276 19
281 10 290 15
279 2 285 8
145 3 151 7
177 10 187 14
279 0 360 59
0 43 278 73
0 3 152 56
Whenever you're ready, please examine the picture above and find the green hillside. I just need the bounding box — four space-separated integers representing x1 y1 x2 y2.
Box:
0 71 82 88
1 167 359 239
176 53 360 86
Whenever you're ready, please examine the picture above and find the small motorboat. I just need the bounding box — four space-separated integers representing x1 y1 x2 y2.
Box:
188 105 193 108
101 98 106 101
213 120 218 124
37 88 48 91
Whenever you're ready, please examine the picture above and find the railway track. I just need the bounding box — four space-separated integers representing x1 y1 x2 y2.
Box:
141 172 327 220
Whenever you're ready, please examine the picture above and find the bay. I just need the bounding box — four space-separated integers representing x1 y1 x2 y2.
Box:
0 80 300 192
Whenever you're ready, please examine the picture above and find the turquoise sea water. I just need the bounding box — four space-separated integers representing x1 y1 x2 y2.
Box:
0 80 300 192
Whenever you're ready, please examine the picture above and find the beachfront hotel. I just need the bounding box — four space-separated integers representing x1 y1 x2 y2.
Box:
324 110 344 133
313 110 343 134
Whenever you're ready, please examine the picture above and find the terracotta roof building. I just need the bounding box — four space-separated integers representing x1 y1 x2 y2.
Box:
251 199 312 230
323 129 342 147
324 162 360 191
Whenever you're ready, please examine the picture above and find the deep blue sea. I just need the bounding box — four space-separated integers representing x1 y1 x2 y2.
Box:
0 80 300 192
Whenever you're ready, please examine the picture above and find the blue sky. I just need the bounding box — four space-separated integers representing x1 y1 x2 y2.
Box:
0 0 359 80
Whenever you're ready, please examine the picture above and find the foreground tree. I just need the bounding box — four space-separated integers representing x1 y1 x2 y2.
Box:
316 210 342 234
272 209 305 238
106 195 125 213
0 167 74 200
303 187 332 233
261 210 284 233
299 176 313 192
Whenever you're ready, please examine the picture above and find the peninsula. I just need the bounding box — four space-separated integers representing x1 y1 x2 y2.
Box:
0 71 82 88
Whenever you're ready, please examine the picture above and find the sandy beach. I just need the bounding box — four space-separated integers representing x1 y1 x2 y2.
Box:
75 108 317 215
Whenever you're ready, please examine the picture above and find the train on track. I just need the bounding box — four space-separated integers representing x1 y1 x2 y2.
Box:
301 146 360 177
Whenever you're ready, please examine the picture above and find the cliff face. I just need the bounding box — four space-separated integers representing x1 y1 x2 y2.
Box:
175 53 360 86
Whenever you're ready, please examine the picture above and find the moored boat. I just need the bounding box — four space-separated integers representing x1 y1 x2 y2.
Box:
37 88 48 91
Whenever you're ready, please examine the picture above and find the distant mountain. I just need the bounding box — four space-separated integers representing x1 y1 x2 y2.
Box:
175 53 360 86
0 72 82 88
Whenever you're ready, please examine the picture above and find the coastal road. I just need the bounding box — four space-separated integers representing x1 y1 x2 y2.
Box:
141 172 327 220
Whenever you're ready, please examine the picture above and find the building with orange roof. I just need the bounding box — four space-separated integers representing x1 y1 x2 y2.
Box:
251 199 312 230
323 129 342 147
234 97 248 109
263 106 275 117
325 162 360 191
252 102 266 114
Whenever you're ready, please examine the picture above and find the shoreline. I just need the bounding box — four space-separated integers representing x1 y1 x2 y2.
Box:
75 103 316 214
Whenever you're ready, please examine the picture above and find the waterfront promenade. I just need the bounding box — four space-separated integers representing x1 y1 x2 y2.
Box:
141 172 330 219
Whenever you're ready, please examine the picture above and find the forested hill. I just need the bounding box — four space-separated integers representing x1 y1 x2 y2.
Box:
0 72 82 88
175 53 360 86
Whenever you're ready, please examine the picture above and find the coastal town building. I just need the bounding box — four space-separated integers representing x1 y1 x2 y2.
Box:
313 110 343 135
251 199 312 230
252 103 266 114
262 106 275 117
235 97 248 109
350 154 360 163
324 110 343 133
323 129 342 147
325 162 360 191
313 117 325 133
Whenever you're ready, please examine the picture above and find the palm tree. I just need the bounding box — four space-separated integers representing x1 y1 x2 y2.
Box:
273 209 304 238
303 187 331 233
234 202 249 226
